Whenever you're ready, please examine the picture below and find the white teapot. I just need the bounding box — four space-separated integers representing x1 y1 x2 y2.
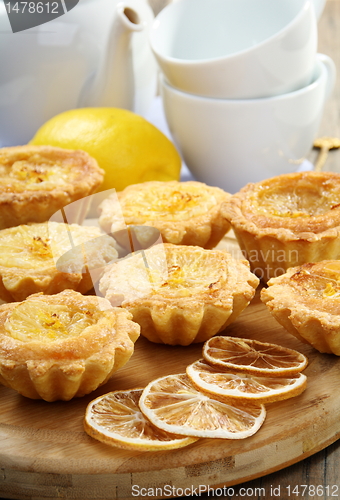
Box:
0 0 158 146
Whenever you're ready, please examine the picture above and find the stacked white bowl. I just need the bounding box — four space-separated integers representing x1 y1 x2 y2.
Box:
149 0 335 193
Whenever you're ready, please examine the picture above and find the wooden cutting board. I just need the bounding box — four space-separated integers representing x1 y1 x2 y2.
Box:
1 234 340 500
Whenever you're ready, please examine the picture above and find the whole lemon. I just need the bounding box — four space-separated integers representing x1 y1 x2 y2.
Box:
30 108 182 192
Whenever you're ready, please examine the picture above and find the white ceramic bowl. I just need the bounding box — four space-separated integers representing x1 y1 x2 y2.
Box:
150 0 317 99
160 53 336 194
313 0 326 19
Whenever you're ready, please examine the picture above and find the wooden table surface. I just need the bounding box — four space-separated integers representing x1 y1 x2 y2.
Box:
1 2 340 500
148 1 340 499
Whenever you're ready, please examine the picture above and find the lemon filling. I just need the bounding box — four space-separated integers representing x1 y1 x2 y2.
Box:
323 281 340 299
158 256 226 297
0 156 74 193
28 235 53 259
10 159 61 183
0 226 54 268
0 222 106 269
128 187 216 221
100 247 227 304
146 250 227 297
5 302 95 342
252 186 340 217
291 266 340 300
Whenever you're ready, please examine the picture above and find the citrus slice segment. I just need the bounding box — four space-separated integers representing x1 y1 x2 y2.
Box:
203 336 308 377
84 388 198 451
139 373 266 439
186 359 307 403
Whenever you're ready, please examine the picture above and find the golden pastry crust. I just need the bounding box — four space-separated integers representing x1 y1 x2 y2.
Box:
99 243 259 345
0 222 118 302
221 171 340 282
98 181 231 249
0 145 104 229
0 290 140 401
261 261 340 354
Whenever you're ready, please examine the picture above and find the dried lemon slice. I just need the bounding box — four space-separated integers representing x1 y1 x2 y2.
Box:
139 373 266 439
84 388 198 451
203 336 308 377
186 359 307 404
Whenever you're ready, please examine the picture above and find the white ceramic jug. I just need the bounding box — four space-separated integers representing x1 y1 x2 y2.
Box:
0 0 158 146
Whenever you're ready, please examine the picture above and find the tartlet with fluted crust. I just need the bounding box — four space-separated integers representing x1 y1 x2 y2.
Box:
99 243 259 345
0 221 118 302
0 290 140 401
98 180 231 249
0 145 104 229
261 260 340 355
222 171 340 282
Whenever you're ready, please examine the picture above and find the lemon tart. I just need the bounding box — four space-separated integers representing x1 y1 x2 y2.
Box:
98 180 231 249
0 145 104 229
99 243 259 345
222 171 340 282
0 290 140 401
261 260 340 355
0 221 118 302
